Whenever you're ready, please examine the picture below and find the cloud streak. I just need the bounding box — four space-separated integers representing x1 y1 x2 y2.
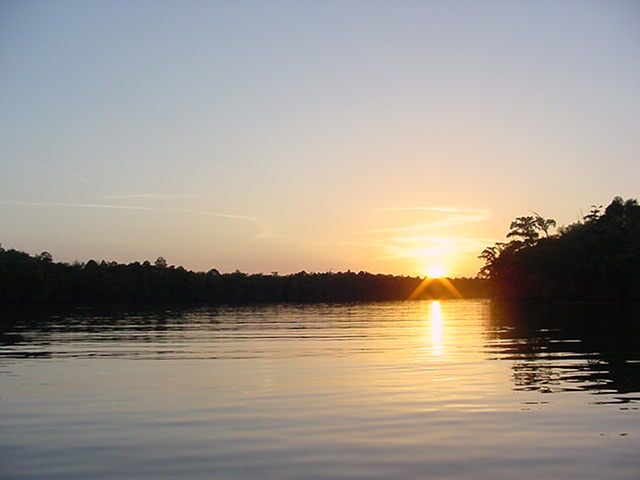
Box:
102 193 216 200
322 205 496 272
379 236 498 260
0 201 273 239
24 162 90 183
358 206 491 234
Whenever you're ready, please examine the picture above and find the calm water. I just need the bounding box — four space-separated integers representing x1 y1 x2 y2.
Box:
1 300 639 479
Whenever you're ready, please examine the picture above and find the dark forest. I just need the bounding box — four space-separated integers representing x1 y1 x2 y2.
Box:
479 196 640 300
0 248 488 305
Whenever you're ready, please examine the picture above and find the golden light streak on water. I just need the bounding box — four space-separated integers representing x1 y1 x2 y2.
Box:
429 300 444 356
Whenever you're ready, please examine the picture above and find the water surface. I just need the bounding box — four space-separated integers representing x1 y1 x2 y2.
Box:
1 300 639 479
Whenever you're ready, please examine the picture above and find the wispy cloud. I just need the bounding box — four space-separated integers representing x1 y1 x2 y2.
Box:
25 162 90 183
359 206 491 233
315 235 497 261
73 172 90 183
0 201 273 239
102 193 216 200
25 161 52 171
0 200 150 211
312 205 496 272
380 236 497 260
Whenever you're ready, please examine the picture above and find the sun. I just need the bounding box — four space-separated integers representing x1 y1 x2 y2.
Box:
425 265 446 278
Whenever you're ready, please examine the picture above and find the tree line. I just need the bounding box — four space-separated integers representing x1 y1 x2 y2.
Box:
0 248 488 305
4 195 636 305
479 196 640 300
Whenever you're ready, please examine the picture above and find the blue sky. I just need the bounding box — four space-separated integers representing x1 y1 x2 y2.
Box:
1 1 639 275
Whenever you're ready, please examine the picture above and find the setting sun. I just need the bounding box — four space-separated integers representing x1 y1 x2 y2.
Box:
425 265 446 278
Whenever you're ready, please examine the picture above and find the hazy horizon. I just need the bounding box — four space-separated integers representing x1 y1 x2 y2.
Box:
1 1 639 276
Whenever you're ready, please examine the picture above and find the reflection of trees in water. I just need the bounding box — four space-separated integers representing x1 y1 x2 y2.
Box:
0 303 352 360
512 362 560 394
0 305 224 360
487 301 640 402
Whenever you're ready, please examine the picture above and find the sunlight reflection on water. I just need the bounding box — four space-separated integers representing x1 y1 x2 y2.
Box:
429 300 444 356
0 300 639 480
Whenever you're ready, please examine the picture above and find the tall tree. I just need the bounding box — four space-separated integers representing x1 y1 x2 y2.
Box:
507 216 539 246
532 212 556 238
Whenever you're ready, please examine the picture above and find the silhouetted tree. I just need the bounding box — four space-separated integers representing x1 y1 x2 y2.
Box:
478 243 506 279
532 212 556 238
38 251 53 263
583 205 603 223
507 216 539 246
154 257 168 269
480 196 640 300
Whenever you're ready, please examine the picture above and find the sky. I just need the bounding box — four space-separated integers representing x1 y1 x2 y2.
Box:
1 0 639 276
